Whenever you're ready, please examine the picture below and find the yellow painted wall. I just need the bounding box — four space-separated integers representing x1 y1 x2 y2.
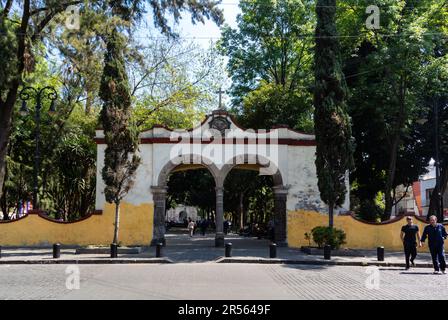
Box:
287 210 431 252
0 202 153 246
0 206 433 251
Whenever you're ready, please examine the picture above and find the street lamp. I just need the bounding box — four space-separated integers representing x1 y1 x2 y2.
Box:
18 86 58 210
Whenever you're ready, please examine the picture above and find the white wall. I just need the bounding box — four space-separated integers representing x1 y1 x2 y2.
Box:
95 144 155 209
286 146 326 212
95 113 350 214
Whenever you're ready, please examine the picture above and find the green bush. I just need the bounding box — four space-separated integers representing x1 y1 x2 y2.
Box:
311 226 346 249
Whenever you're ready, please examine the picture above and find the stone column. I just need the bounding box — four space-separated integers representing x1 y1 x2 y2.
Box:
151 186 167 246
273 185 288 246
215 186 225 247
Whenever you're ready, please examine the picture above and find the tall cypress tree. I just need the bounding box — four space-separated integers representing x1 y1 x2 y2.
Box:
314 0 354 227
99 29 140 245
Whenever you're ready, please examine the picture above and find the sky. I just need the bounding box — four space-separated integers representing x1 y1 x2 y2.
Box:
142 1 242 48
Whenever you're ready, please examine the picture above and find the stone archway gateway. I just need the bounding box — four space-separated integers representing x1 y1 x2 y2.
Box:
94 110 350 247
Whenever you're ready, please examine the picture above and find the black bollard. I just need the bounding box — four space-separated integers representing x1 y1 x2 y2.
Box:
0 245 2 259
269 243 277 258
225 243 232 257
53 243 61 259
156 243 163 258
377 246 384 261
110 243 118 258
324 245 331 260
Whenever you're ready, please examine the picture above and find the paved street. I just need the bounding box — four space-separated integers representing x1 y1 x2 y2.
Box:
2 231 447 300
1 263 448 300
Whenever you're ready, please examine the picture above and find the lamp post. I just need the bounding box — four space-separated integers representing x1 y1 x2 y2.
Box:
18 86 57 210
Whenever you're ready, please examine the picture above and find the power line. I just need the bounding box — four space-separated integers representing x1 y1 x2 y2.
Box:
2 31 448 39
216 1 446 9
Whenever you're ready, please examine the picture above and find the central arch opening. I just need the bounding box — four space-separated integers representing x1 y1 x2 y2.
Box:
165 165 216 242
223 166 275 241
152 154 288 251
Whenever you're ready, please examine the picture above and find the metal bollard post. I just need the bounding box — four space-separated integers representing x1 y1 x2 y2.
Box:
377 246 384 261
0 246 2 259
110 243 118 258
225 243 232 257
156 243 163 258
53 243 61 259
269 243 277 258
324 245 331 260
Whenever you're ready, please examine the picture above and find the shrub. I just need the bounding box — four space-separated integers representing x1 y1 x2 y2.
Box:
311 226 346 249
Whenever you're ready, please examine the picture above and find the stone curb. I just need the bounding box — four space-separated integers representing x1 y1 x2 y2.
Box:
0 258 173 264
215 257 435 268
75 247 142 254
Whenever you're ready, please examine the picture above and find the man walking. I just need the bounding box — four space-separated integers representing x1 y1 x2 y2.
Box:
400 216 421 270
421 215 447 274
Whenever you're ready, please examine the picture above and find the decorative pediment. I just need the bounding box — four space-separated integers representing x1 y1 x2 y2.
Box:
95 109 316 144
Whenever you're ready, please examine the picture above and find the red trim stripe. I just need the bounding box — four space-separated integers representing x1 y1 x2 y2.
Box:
94 137 316 146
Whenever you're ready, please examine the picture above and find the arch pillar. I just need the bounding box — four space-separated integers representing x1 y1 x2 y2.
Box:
215 185 225 247
273 185 288 246
151 186 167 246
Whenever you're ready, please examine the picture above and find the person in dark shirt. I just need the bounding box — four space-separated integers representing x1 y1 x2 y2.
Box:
420 215 448 274
400 216 422 270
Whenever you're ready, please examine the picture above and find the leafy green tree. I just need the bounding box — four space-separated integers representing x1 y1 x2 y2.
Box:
44 106 97 221
239 81 313 131
223 169 274 230
219 0 314 130
314 0 354 227
0 0 224 206
0 44 96 220
51 5 107 115
340 0 448 219
0 0 84 204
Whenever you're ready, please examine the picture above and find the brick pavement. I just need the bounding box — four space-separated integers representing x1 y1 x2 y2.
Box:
1 263 447 299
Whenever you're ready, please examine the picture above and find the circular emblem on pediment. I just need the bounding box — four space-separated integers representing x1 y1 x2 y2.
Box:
209 116 231 136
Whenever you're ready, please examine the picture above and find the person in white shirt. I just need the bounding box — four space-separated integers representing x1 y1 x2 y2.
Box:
188 219 195 237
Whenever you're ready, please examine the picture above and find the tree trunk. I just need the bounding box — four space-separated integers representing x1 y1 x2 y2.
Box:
0 0 30 200
1 186 8 221
329 202 334 228
428 164 448 220
0 94 18 202
85 89 93 115
383 134 400 220
384 76 407 220
113 201 120 244
239 192 244 230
